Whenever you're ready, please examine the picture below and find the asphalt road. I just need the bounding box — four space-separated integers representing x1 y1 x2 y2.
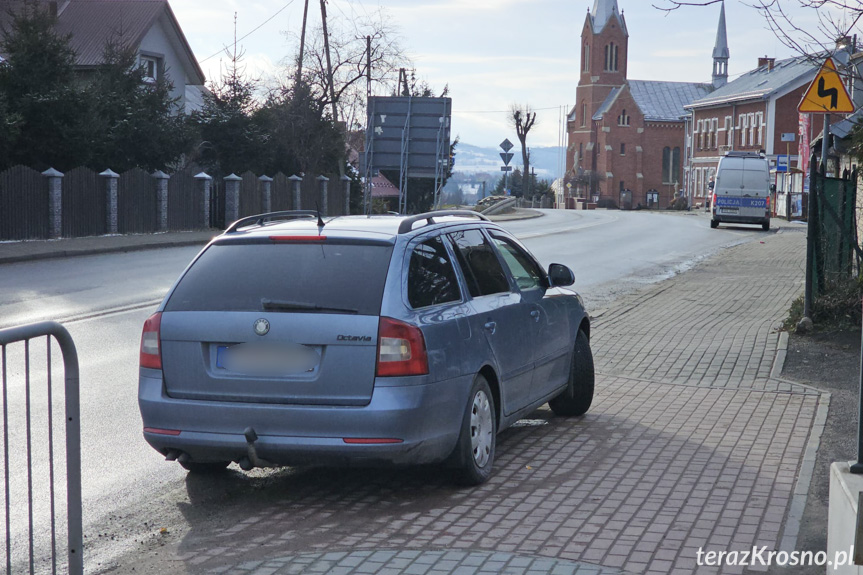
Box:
0 209 762 572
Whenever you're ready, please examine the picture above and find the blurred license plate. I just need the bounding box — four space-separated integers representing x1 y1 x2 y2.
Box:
719 208 738 214
217 343 319 375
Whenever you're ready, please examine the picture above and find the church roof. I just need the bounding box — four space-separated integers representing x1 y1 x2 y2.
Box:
629 81 714 121
689 55 817 108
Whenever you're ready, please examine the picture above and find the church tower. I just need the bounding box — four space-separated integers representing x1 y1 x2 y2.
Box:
567 0 629 182
712 1 730 88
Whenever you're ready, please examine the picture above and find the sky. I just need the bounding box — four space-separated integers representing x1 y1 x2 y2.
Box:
169 0 853 148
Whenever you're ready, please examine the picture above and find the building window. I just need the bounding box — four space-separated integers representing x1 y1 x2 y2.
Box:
748 113 756 147
724 116 733 147
618 109 630 126
583 44 590 72
620 143 626 155
756 112 764 146
711 119 719 149
140 56 159 83
662 147 681 184
579 142 583 165
619 181 625 193
740 114 747 147
605 43 619 72
581 102 586 127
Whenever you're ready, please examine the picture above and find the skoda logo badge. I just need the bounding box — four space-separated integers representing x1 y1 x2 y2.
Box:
253 319 270 336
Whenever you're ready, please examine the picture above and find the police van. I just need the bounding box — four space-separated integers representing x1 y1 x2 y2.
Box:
710 151 771 231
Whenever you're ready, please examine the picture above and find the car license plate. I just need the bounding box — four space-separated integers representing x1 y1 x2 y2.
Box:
719 208 739 215
217 343 319 375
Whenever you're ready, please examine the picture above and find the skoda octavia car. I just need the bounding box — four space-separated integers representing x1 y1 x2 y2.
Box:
138 210 594 485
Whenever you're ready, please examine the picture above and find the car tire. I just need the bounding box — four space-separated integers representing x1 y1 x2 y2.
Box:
762 220 770 231
452 375 496 486
179 460 231 474
549 330 595 417
710 219 719 229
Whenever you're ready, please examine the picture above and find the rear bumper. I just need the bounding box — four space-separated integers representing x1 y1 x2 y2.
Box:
138 369 471 467
712 212 769 225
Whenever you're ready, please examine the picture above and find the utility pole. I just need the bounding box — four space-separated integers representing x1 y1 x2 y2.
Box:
366 35 371 100
295 0 310 85
319 0 344 177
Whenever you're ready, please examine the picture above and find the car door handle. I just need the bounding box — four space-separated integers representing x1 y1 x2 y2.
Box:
484 321 497 334
530 310 540 322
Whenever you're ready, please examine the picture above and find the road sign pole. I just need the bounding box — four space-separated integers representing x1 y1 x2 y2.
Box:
822 114 830 176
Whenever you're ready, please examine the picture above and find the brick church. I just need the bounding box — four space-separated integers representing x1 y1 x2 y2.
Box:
566 0 727 209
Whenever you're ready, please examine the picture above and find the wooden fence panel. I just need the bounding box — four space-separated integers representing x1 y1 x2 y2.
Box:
239 171 261 218
63 167 104 238
0 166 48 240
300 176 317 212
118 168 156 234
168 167 203 231
210 179 225 229
330 177 346 216
271 173 293 211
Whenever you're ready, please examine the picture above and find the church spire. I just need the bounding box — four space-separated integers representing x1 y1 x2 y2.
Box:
712 1 729 88
591 0 627 35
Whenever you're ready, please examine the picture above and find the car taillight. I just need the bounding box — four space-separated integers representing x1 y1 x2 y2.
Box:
140 312 162 369
766 195 771 211
712 193 716 207
376 317 428 377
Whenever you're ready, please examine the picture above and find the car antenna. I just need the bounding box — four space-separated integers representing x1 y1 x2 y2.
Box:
314 202 325 230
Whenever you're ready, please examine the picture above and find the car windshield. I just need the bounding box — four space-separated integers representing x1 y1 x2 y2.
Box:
165 242 393 315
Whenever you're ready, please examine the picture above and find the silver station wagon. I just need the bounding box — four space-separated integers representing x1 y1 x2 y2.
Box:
138 210 594 485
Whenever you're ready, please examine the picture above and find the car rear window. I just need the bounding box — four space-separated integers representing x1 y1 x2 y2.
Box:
165 242 394 315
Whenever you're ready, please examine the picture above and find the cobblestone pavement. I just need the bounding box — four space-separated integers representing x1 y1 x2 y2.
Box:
119 225 825 575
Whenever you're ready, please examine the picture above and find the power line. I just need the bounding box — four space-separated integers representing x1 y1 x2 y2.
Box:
200 0 296 64
452 106 563 114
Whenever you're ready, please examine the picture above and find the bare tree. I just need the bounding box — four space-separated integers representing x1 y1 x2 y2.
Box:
282 8 407 131
511 105 537 198
654 0 863 69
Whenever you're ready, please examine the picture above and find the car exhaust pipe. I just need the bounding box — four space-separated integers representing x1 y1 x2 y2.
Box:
243 427 278 469
164 450 181 461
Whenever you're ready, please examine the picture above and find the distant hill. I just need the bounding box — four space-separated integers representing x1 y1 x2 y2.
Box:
454 143 565 180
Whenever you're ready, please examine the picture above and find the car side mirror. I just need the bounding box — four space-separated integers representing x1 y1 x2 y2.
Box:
547 263 575 287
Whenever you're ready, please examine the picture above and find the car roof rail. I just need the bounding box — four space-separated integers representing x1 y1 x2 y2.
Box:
397 210 491 235
224 210 320 233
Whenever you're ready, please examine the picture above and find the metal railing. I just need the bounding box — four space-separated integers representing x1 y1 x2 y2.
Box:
0 322 82 575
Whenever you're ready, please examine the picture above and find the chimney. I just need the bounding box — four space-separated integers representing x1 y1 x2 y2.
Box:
758 56 775 71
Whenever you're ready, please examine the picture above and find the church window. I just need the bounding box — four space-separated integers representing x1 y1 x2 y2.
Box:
581 102 586 127
583 44 590 72
662 147 681 184
620 143 626 155
604 43 619 72
618 109 630 126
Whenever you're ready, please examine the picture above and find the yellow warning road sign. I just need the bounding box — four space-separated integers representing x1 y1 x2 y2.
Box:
799 57 855 114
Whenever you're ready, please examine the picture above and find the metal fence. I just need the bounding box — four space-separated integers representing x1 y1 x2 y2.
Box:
808 163 860 297
0 322 82 575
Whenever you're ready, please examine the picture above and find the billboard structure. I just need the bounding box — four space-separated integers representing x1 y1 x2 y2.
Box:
362 96 452 213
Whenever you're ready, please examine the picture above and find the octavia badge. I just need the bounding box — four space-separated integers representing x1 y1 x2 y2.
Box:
253 319 270 336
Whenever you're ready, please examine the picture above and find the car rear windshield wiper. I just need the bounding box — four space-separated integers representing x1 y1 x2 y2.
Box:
261 299 358 314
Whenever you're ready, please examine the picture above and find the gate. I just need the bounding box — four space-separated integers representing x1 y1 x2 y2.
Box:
0 322 82 575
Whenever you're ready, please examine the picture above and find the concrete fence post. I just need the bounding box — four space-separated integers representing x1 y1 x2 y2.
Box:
224 173 242 226
42 168 64 239
317 175 329 216
99 169 119 234
341 175 352 215
194 172 212 229
289 174 303 210
259 175 273 213
152 170 169 232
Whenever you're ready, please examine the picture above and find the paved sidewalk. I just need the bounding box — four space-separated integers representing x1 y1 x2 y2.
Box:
109 223 825 575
